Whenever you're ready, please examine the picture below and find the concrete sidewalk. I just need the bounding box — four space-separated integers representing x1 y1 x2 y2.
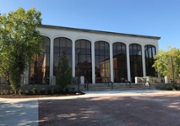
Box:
1 89 180 126
0 98 39 126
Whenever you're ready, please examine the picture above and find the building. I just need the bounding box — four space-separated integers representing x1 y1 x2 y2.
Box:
26 24 160 85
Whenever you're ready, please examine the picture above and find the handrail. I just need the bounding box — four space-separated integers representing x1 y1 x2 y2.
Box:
104 78 109 87
109 80 113 90
125 80 131 89
84 80 89 91
104 78 114 90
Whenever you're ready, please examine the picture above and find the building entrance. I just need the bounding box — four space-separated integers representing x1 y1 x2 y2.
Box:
113 68 127 83
78 68 92 83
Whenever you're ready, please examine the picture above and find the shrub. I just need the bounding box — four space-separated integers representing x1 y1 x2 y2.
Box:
47 89 52 94
164 85 173 90
0 90 7 95
40 88 46 94
25 89 31 95
31 88 38 95
0 90 3 95
65 87 69 93
58 88 63 93
10 90 14 94
18 89 23 95
53 88 58 94
2 90 10 95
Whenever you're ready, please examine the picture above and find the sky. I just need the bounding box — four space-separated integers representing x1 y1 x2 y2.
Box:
0 0 179 51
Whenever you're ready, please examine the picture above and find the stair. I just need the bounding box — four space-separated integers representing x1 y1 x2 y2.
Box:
82 83 151 91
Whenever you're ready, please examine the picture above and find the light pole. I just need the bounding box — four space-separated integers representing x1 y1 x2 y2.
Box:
76 50 81 94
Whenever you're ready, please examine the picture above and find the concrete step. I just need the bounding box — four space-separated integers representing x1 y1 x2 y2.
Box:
82 83 151 91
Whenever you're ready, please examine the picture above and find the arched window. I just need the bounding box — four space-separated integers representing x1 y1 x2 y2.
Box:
95 41 110 83
75 39 92 83
129 43 142 82
29 37 50 84
53 37 72 76
145 45 156 76
113 42 127 82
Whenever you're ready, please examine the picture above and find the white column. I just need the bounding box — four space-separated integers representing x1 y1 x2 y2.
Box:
142 45 146 77
91 42 95 84
72 40 75 77
50 37 54 85
109 43 114 82
126 44 131 81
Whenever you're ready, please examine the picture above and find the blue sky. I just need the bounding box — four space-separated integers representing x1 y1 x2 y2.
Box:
0 0 179 50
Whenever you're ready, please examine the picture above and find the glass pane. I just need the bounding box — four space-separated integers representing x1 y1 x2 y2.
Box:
95 42 99 55
100 42 105 55
66 41 72 53
104 42 109 55
60 38 66 47
54 38 59 53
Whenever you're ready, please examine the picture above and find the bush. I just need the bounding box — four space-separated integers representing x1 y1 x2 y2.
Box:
65 87 69 93
40 88 46 94
31 88 38 95
10 90 14 94
174 85 180 90
53 88 58 94
25 89 31 95
58 88 63 93
47 89 52 94
164 85 173 90
151 77 158 83
1 90 10 95
18 89 23 95
0 90 9 95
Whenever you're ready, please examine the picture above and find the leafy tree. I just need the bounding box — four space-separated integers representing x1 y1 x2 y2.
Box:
56 51 72 90
153 47 180 83
0 8 44 93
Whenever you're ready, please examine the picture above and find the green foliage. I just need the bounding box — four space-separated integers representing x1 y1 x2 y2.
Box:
56 51 72 89
153 47 180 82
58 88 63 93
0 84 11 87
0 7 44 92
70 77 76 85
25 89 31 95
175 85 180 90
40 88 46 94
65 87 69 93
31 88 38 95
1 90 9 95
47 89 52 94
53 88 58 94
150 77 158 83
18 89 23 95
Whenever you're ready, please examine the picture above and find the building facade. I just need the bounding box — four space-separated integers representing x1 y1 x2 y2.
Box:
27 25 160 85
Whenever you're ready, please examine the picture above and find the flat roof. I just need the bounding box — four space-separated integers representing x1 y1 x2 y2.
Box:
40 24 161 40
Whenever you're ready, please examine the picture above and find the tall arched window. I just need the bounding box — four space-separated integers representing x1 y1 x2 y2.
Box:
113 42 127 82
29 37 50 84
53 37 72 76
129 43 142 82
145 45 156 76
75 39 92 83
95 41 110 83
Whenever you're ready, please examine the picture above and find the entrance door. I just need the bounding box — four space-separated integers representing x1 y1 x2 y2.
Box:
79 68 92 83
114 68 127 83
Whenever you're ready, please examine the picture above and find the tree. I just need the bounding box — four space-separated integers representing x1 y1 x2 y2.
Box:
56 51 72 90
0 8 44 93
153 47 180 83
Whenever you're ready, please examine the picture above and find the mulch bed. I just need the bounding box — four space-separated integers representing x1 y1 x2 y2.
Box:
0 92 85 98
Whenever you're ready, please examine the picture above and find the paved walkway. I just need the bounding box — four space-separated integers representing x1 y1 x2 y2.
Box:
1 90 180 126
0 98 38 126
